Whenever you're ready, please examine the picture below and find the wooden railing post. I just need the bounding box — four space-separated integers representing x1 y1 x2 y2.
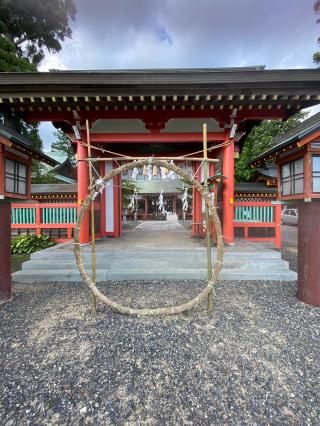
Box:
275 204 282 249
67 227 72 239
35 204 41 236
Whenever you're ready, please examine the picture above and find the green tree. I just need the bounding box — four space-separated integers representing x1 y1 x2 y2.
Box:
0 0 76 65
0 36 36 71
51 129 75 163
122 181 138 209
314 1 320 63
235 111 308 182
0 0 77 182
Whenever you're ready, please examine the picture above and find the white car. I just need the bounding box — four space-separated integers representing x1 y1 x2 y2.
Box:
281 208 298 226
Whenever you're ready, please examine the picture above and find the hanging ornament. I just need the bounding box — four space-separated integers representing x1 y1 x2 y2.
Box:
158 189 166 214
153 164 158 176
132 167 139 180
147 164 152 181
160 167 168 179
167 160 175 180
182 188 189 212
143 165 148 176
128 189 137 212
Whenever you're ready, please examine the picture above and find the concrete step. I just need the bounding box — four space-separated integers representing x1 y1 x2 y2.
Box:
22 258 289 271
12 268 297 282
30 249 282 260
14 246 296 283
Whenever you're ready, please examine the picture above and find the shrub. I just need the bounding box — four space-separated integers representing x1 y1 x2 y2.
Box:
11 235 56 254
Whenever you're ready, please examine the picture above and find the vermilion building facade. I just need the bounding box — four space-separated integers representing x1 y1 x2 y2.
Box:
1 67 320 246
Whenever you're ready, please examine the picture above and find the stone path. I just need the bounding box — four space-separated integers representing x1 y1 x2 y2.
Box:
134 220 185 231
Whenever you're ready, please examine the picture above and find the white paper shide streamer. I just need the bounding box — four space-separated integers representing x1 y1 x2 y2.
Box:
131 167 139 180
158 189 166 214
182 188 189 212
128 188 137 212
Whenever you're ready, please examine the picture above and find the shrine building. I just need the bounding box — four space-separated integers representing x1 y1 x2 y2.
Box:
1 66 320 246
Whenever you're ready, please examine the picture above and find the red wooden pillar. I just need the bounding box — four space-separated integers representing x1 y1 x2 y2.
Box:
100 161 107 237
208 157 216 241
192 161 203 237
144 196 148 219
297 202 320 307
223 137 235 244
113 172 122 237
77 140 90 244
173 195 177 214
0 201 11 300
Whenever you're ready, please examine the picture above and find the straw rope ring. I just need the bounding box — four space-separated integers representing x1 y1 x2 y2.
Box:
74 158 224 315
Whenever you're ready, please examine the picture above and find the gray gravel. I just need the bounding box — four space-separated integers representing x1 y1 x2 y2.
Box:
1 278 319 425
281 248 298 273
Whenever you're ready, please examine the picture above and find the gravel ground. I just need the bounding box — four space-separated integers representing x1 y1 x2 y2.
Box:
1 277 319 425
281 248 298 273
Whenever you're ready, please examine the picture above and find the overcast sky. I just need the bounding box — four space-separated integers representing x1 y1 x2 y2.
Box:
38 0 320 148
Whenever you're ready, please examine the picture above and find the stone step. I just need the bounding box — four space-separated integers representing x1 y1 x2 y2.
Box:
16 245 295 283
12 268 297 282
22 258 289 271
30 249 282 260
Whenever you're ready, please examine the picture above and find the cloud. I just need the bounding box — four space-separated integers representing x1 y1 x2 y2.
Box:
38 0 319 145
39 0 318 71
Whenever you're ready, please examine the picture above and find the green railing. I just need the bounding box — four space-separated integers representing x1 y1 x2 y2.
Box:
234 205 274 223
233 201 281 248
11 202 78 242
41 206 77 224
11 206 36 225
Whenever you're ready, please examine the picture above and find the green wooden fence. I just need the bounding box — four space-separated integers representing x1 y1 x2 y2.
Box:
234 205 274 223
11 206 36 225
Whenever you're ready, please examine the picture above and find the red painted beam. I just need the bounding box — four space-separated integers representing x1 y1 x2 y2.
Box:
297 129 320 147
22 107 286 124
86 132 225 143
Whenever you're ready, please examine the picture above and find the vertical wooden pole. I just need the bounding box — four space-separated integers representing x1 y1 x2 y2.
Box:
0 201 11 300
203 124 213 312
86 120 97 313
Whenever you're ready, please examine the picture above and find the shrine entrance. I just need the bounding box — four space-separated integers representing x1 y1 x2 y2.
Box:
130 191 186 221
3 67 320 249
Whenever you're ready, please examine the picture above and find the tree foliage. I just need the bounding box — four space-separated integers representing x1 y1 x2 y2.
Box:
314 1 320 63
51 129 75 163
0 36 36 71
235 111 308 182
122 181 138 209
0 0 76 65
0 0 77 183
